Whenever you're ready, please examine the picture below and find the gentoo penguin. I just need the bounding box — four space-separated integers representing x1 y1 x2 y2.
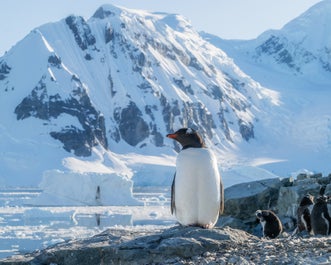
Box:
296 194 314 234
167 128 224 229
311 185 331 236
255 210 283 238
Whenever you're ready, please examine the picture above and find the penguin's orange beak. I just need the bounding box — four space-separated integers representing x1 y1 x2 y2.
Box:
167 133 177 139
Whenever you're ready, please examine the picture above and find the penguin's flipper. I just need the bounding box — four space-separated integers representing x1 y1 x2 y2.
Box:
303 209 312 232
219 180 224 215
171 173 176 215
325 212 331 235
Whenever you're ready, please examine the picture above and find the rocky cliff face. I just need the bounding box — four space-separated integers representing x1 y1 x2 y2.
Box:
14 75 107 157
252 32 331 76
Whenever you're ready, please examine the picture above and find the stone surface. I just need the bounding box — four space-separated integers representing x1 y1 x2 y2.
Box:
2 226 331 265
0 226 256 265
224 178 282 220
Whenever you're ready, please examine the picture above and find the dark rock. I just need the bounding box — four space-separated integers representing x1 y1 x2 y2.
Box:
208 84 223 100
93 6 116 19
138 81 152 93
281 177 294 187
311 173 323 179
109 126 121 143
160 95 180 134
255 35 316 73
297 173 310 180
151 125 164 147
0 60 11 80
65 16 96 51
258 35 285 55
218 109 232 142
50 126 93 157
14 77 108 156
48 55 62 68
188 55 204 71
238 119 254 141
84 53 92 60
173 77 194 95
105 25 114 44
115 101 149 146
224 178 282 221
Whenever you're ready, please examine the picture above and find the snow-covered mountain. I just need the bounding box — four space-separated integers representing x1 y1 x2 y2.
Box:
203 0 331 84
0 5 278 186
202 0 331 175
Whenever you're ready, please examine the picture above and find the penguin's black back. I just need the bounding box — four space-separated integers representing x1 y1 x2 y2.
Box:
297 194 314 233
311 196 331 235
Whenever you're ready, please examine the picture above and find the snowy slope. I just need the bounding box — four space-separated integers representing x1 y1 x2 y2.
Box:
202 0 331 175
0 4 279 186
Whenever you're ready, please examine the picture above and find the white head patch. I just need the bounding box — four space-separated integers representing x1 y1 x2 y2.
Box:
255 210 262 216
186 128 194 134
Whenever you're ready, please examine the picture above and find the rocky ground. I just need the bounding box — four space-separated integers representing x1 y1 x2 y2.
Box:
1 225 331 265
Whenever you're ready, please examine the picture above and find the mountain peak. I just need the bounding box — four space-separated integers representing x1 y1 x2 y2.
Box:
280 0 331 49
283 0 331 29
91 4 192 34
92 4 123 19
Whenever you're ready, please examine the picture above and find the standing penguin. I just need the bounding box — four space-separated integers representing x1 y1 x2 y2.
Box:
311 185 331 236
296 194 314 234
167 128 224 228
255 210 283 239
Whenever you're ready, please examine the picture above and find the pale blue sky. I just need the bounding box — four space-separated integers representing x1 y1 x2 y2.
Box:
0 0 322 56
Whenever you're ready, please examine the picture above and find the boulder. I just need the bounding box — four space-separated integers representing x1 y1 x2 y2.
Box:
277 178 320 217
223 178 282 220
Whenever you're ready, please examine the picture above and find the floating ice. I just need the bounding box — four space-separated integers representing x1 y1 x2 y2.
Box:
32 170 143 206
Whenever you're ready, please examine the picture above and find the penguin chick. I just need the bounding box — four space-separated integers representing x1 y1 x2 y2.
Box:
296 194 314 233
256 210 283 239
311 195 331 236
167 128 224 229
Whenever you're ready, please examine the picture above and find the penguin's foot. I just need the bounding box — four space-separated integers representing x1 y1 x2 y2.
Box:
187 223 214 229
200 224 214 229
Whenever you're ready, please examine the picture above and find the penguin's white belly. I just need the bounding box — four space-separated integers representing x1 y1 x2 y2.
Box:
175 148 221 227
